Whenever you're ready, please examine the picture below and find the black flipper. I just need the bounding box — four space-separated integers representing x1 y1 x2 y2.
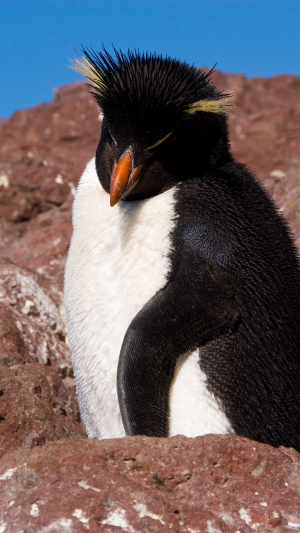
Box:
117 252 240 437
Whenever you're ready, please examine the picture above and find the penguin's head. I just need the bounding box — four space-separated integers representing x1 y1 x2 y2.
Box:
71 47 232 206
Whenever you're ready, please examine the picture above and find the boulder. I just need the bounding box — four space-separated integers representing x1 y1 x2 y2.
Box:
0 257 71 373
0 363 85 459
0 434 299 532
0 82 100 296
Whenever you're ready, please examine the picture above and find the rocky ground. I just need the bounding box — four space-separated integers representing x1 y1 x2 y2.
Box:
0 72 300 531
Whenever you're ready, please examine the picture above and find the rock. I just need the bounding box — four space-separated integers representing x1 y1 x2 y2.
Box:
0 83 100 222
0 257 71 373
4 205 74 297
0 433 299 532
0 363 86 458
0 82 101 295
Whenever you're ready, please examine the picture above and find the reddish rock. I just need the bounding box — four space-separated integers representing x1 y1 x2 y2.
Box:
0 363 86 458
0 83 100 223
0 83 98 292
0 257 71 373
0 82 100 296
0 434 299 532
3 203 74 295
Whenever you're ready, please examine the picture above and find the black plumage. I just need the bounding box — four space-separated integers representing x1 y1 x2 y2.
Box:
69 48 300 450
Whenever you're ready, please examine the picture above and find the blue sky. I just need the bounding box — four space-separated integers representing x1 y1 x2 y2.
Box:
1 0 300 118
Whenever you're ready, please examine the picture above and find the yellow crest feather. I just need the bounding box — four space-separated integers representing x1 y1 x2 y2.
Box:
185 96 232 115
147 131 174 150
68 51 106 92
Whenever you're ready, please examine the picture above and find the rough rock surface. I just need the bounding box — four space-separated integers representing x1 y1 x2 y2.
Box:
0 257 71 372
0 83 101 295
1 434 300 533
0 364 85 458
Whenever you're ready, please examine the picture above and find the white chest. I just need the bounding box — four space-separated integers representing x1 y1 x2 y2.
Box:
65 158 232 439
65 159 177 438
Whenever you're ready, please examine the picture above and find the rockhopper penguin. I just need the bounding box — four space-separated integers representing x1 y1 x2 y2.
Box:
64 48 300 451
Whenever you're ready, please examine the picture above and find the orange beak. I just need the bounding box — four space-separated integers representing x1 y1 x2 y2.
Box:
110 151 144 207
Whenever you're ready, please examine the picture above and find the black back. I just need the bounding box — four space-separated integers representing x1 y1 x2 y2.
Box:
171 162 300 449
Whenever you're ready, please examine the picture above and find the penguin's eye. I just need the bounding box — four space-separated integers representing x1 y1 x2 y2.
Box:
147 131 174 151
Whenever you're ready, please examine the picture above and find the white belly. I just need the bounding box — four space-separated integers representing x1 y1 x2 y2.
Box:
65 158 232 439
169 349 232 437
65 158 177 438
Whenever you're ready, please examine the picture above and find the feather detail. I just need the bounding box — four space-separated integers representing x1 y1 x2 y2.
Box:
185 96 233 115
147 131 174 150
68 50 106 92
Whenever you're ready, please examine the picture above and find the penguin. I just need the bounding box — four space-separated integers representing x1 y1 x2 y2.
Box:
64 47 300 451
